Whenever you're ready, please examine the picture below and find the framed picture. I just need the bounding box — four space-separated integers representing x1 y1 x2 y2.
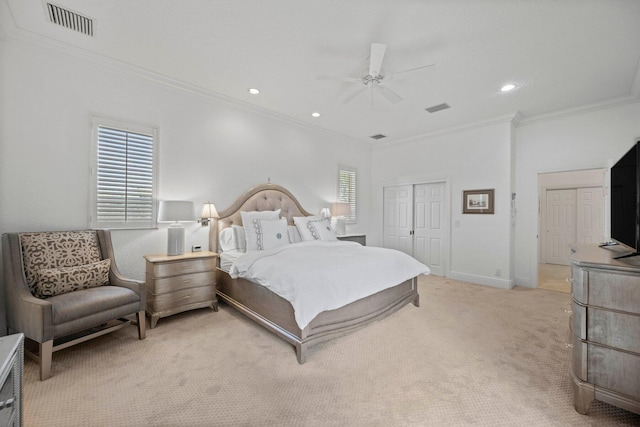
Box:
463 189 494 214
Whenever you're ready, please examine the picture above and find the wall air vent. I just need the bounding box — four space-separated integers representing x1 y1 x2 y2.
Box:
370 134 387 140
425 103 451 113
46 3 94 37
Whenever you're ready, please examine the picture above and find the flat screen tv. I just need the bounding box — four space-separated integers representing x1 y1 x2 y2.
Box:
610 141 640 256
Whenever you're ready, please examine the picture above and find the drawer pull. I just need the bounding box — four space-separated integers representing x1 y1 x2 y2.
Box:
183 295 191 299
566 278 573 284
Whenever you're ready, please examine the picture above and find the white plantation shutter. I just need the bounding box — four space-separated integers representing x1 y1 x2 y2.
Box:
91 118 157 228
338 166 357 223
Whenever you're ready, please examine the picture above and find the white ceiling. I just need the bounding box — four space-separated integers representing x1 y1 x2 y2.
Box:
3 0 640 144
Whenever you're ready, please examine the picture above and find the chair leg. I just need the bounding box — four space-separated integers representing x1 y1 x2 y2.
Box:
136 310 146 340
40 340 53 381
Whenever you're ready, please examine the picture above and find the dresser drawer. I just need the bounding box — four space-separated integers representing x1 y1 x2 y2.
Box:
147 258 216 278
588 270 640 313
571 265 587 304
147 286 215 312
147 271 215 294
589 344 640 399
588 307 640 354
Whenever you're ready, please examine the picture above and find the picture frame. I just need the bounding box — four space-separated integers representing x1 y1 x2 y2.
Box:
463 189 494 214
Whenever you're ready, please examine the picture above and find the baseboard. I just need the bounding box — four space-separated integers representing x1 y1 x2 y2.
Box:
449 271 514 289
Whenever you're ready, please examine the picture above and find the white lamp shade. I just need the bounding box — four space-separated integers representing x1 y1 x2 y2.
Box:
158 201 195 222
201 202 219 219
331 202 352 217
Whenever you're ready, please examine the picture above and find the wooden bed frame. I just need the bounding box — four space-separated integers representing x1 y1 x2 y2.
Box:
213 183 420 363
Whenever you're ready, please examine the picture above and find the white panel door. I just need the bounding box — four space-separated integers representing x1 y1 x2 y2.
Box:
546 189 577 265
383 185 413 255
576 187 604 244
413 183 445 275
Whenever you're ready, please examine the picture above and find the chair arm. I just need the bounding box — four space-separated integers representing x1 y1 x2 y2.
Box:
109 271 146 307
97 230 146 308
2 233 55 342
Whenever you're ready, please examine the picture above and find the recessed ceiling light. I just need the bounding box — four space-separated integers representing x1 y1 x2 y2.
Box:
501 83 517 92
248 88 260 95
311 112 320 118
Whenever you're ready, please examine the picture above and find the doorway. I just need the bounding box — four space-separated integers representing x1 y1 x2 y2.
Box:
538 169 606 292
383 182 447 276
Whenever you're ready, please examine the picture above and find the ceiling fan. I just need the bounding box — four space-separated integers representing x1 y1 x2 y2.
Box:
319 43 434 105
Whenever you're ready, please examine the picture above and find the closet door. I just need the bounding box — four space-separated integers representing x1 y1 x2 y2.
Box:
576 187 604 244
414 183 445 276
546 189 577 265
383 185 414 256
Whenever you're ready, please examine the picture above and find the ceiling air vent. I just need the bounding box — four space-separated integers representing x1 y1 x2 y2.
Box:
370 134 387 140
425 103 451 114
46 3 94 37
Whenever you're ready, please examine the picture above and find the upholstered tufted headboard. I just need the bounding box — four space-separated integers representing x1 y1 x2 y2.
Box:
212 183 312 254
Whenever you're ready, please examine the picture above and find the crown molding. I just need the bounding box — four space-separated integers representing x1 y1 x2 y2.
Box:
0 21 373 151
372 112 520 150
517 94 640 128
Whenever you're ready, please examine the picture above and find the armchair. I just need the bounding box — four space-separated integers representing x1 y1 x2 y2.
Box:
2 230 145 380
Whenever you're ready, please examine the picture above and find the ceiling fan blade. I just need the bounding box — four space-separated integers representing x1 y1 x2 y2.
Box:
377 84 403 104
317 75 361 83
341 85 368 105
392 63 435 76
369 43 387 77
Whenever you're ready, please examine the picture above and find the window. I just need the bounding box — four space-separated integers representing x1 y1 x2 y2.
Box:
338 166 357 223
91 117 158 229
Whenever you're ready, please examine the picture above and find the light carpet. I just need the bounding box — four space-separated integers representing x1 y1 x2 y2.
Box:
23 276 640 426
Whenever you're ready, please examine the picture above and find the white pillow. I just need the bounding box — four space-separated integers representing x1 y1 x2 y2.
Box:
287 226 302 244
218 228 237 252
232 225 247 252
241 209 281 251
307 218 338 241
256 218 289 250
293 216 321 241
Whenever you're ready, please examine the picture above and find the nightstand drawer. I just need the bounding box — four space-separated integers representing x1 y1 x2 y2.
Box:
147 258 216 278
147 286 215 312
147 271 215 294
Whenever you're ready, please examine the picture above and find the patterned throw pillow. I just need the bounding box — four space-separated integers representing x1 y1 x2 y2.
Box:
307 218 338 241
19 231 103 297
33 259 111 298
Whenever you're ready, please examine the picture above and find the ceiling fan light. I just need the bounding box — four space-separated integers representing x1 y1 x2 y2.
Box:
311 112 320 118
501 83 517 92
248 88 260 95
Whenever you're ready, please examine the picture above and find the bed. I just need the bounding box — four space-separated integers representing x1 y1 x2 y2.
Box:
213 183 429 363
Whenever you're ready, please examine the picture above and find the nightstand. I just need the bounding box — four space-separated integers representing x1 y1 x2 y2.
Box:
144 251 218 328
337 234 366 246
0 333 23 427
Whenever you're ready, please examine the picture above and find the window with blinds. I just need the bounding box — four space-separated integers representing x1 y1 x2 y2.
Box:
338 166 357 223
91 118 157 229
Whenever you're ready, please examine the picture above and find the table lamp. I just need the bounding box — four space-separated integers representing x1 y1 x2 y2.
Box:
158 200 195 255
331 202 352 236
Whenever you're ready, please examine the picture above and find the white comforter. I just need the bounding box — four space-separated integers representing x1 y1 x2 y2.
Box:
229 240 430 329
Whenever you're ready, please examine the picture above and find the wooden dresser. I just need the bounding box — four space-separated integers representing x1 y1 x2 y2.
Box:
569 244 640 415
144 251 218 328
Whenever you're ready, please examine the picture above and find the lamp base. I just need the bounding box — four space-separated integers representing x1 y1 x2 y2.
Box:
335 218 346 236
167 223 185 256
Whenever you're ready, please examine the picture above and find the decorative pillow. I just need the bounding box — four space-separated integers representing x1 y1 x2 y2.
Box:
308 218 338 241
232 225 247 252
293 216 322 241
33 259 111 298
241 209 281 251
218 228 237 252
19 231 102 296
287 226 302 244
256 218 289 250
